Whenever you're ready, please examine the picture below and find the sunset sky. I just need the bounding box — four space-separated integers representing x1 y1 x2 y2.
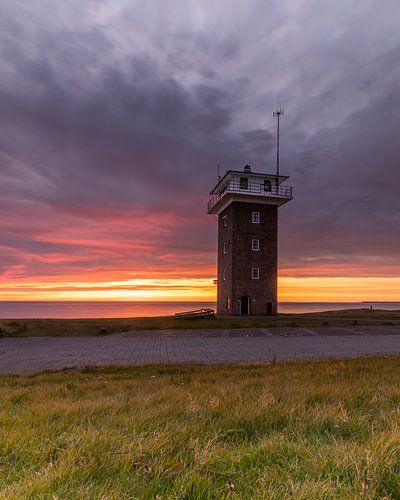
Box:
1 0 399 302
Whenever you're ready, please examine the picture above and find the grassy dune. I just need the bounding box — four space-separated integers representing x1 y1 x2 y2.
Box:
0 308 400 337
1 358 400 498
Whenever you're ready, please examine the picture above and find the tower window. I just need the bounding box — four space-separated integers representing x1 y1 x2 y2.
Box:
222 215 227 227
251 239 260 251
239 177 248 189
264 179 272 192
251 267 260 279
226 297 231 310
223 269 227 281
252 211 260 223
223 241 228 253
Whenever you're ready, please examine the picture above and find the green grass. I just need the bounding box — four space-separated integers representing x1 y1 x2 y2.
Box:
0 308 400 337
2 358 400 498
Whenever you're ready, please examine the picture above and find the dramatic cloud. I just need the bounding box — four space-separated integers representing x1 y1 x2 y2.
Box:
0 0 399 299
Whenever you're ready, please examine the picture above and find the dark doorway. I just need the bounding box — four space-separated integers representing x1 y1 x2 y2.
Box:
266 302 273 316
240 296 249 316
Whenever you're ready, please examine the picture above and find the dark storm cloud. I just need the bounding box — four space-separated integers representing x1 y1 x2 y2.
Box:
0 45 268 211
279 56 400 274
0 0 399 282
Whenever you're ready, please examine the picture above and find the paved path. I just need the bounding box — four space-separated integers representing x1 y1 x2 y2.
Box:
1 325 400 374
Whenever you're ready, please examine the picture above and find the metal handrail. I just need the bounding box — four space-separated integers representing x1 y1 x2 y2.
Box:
207 181 293 210
174 308 215 319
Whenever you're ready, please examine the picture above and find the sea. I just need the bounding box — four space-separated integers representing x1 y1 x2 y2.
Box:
0 301 399 319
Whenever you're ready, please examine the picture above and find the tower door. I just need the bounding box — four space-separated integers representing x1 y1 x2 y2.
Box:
240 296 249 316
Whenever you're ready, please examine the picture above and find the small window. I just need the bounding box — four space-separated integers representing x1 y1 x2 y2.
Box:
251 267 260 280
264 179 272 192
240 177 248 189
222 215 227 228
251 239 260 251
223 241 228 254
223 269 227 281
252 211 260 223
226 297 231 310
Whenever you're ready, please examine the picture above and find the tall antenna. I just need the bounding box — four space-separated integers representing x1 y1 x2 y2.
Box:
273 108 284 176
217 163 221 180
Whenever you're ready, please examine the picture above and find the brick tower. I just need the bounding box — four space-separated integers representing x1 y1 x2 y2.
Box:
207 165 293 316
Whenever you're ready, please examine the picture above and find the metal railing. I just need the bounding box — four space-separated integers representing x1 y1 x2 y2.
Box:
174 308 215 319
207 180 293 210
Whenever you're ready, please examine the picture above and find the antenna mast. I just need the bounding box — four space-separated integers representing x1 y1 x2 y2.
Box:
273 108 284 177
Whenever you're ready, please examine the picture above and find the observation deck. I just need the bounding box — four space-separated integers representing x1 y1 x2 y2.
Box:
207 168 293 215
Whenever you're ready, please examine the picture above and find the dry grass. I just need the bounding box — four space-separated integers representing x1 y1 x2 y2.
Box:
1 358 400 498
0 308 399 337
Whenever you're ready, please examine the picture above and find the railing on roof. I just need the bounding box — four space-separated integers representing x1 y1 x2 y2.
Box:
207 180 293 210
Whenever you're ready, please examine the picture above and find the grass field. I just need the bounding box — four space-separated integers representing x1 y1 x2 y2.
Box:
1 358 400 498
1 308 400 337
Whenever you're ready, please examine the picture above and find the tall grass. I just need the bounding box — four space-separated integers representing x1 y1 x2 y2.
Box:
1 358 400 498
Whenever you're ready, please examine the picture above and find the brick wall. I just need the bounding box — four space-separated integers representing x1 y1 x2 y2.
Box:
217 201 278 316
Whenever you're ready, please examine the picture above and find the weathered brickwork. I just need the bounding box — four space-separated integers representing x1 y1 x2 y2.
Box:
217 201 278 316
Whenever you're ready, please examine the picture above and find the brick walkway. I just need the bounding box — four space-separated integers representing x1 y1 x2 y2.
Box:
1 325 400 374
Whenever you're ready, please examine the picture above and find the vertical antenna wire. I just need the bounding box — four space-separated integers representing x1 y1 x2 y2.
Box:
273 108 284 177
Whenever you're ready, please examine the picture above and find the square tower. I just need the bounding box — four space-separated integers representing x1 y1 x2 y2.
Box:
207 165 293 316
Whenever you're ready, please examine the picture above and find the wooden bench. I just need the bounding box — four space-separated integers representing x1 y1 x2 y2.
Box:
174 308 215 320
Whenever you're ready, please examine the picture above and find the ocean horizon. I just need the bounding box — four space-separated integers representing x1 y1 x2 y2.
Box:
0 300 399 319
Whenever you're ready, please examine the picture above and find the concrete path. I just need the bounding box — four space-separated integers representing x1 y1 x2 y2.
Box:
1 325 400 374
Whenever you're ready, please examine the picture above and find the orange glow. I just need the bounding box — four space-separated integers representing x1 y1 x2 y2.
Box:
0 276 399 302
0 278 215 301
1 206 399 303
279 277 400 302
